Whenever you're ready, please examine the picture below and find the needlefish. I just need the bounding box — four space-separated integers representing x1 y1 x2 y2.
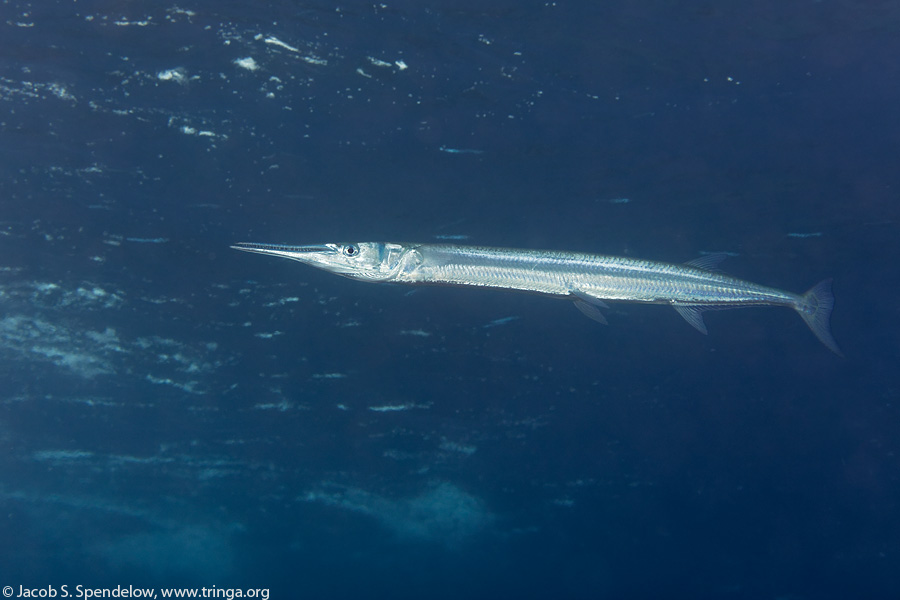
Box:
231 241 841 355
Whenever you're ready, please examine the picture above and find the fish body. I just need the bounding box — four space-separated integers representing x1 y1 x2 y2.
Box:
231 242 840 355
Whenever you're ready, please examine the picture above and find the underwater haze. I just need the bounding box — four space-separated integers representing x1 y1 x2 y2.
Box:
1 1 898 598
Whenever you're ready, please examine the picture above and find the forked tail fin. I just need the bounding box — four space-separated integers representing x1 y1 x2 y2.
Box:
796 278 842 356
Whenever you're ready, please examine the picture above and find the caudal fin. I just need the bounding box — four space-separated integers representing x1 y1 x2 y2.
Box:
796 278 842 356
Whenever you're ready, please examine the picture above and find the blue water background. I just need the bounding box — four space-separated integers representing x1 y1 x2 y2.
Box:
1 1 898 598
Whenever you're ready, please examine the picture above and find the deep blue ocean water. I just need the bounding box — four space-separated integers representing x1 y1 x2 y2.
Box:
1 1 898 598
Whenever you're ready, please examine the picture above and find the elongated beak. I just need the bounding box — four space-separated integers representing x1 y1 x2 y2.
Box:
231 242 335 261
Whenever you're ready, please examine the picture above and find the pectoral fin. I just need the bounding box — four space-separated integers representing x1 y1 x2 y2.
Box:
673 304 709 335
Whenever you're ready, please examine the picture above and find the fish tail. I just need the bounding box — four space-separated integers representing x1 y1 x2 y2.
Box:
796 278 842 356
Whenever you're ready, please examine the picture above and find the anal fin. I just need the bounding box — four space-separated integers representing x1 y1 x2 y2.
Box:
673 304 709 335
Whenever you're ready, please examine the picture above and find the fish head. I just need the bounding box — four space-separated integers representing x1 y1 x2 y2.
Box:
231 242 409 281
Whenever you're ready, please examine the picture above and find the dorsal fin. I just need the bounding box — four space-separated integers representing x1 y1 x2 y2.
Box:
685 252 729 272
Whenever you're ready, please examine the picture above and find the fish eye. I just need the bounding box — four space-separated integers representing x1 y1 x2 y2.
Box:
343 244 359 257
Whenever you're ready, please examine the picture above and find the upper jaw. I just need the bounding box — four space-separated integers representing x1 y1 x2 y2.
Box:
230 242 335 258
231 242 357 274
